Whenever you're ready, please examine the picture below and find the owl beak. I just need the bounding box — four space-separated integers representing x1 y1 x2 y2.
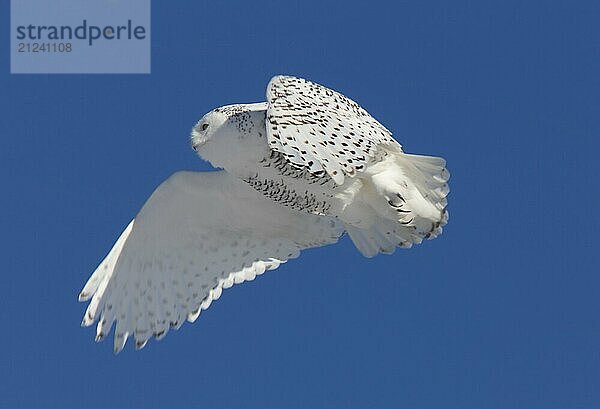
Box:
190 130 207 151
191 139 206 152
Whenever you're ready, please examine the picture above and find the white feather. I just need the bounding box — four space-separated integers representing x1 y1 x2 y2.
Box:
79 171 343 352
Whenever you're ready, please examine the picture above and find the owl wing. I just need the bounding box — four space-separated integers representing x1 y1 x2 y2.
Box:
265 75 399 184
79 170 343 353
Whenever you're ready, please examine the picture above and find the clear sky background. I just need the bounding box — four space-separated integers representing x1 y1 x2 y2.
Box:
1 1 599 408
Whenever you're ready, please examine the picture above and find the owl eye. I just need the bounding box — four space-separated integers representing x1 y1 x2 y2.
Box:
200 123 209 131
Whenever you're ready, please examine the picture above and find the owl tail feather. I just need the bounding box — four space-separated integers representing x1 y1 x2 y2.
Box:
344 151 450 257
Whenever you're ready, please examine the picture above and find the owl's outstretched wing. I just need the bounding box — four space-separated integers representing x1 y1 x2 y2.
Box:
79 171 343 353
266 75 399 184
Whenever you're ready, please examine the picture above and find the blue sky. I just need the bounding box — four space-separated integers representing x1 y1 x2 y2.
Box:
1 1 599 408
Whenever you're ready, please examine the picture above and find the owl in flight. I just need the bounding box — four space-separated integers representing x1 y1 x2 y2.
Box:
80 75 450 353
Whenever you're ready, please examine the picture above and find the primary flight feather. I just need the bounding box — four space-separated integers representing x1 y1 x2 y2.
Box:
80 75 450 352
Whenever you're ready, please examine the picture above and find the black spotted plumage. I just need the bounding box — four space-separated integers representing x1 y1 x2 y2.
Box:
266 75 399 184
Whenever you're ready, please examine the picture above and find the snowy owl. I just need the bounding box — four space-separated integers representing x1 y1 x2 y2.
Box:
80 75 450 353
